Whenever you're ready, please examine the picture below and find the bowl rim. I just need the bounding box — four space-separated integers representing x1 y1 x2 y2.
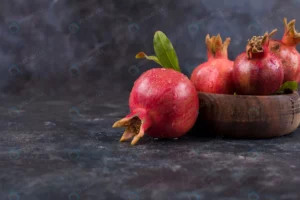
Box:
198 91 299 98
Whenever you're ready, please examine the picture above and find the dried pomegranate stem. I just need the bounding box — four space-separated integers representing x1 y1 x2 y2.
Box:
246 29 277 59
112 116 145 145
282 18 300 45
205 34 230 59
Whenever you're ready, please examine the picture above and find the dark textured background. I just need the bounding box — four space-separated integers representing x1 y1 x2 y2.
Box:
2 0 300 97
2 1 300 200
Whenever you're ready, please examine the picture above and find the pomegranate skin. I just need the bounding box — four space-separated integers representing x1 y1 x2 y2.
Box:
113 68 199 145
269 40 300 82
191 59 234 94
130 68 198 137
190 34 235 94
233 52 284 95
268 18 300 82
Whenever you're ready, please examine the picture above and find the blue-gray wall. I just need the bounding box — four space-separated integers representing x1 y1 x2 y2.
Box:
1 0 300 96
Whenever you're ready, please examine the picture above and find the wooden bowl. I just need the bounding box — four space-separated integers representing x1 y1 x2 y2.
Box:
192 91 300 138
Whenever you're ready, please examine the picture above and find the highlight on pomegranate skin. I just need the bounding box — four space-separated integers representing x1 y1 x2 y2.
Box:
233 30 284 95
113 68 199 145
190 34 234 94
269 18 300 82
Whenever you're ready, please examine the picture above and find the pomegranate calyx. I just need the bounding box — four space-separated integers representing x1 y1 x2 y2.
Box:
283 18 300 45
246 29 277 59
112 116 145 145
206 34 230 59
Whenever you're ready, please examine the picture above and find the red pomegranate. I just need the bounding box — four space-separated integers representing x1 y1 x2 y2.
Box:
233 30 284 95
190 34 234 94
113 68 199 145
269 18 300 82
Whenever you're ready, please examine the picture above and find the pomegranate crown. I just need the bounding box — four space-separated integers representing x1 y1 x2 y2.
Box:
246 29 277 59
205 34 230 58
282 18 300 45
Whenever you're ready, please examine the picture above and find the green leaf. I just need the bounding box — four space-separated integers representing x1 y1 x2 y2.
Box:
135 52 162 66
274 81 298 94
153 31 181 72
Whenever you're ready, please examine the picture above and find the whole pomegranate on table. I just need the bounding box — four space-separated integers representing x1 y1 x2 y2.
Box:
113 31 199 145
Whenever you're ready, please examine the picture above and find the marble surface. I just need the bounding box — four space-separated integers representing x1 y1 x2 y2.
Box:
0 95 300 200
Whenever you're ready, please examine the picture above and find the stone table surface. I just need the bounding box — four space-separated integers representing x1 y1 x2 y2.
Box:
0 94 300 200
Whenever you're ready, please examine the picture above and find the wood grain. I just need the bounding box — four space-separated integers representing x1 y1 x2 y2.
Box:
193 91 300 138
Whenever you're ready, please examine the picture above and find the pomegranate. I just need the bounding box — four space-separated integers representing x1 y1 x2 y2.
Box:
233 30 284 95
269 18 300 82
113 68 199 145
190 34 234 94
113 31 199 145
